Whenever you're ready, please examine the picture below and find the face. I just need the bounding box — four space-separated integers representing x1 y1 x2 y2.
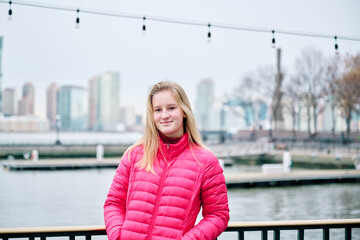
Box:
152 90 186 138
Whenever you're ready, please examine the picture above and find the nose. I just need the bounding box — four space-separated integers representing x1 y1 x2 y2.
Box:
161 110 170 118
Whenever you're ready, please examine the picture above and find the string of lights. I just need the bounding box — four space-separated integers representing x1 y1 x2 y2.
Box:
2 0 360 55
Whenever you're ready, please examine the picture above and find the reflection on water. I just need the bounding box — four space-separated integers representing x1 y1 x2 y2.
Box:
228 184 360 221
225 184 360 239
0 164 359 240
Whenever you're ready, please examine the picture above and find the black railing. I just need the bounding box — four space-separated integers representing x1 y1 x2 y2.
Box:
0 219 359 240
225 219 360 240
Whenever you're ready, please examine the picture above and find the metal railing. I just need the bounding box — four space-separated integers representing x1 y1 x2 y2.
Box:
226 219 360 240
0 219 359 240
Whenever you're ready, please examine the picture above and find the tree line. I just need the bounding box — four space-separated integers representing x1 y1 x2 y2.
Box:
233 48 360 137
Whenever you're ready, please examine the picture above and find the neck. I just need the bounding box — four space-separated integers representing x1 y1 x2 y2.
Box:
159 132 183 144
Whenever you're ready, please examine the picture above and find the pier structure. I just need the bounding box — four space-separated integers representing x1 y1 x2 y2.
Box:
1 140 359 188
1 140 358 163
2 158 360 188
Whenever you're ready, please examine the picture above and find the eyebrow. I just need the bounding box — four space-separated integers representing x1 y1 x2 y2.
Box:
153 103 177 109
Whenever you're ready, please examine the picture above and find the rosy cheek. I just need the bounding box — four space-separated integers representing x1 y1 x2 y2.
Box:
153 113 160 121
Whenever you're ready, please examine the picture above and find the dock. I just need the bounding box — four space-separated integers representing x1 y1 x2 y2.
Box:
1 158 121 171
1 159 360 188
225 169 360 188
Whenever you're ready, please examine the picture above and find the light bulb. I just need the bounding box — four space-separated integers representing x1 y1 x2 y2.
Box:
207 23 211 43
8 1 12 20
334 36 339 55
8 9 12 20
75 9 80 29
76 18 80 28
272 30 276 48
142 16 146 36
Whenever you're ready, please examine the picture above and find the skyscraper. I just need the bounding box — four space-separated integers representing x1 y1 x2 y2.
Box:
2 88 17 116
46 83 58 129
88 76 98 130
89 71 120 131
19 82 35 115
195 79 214 130
57 86 88 131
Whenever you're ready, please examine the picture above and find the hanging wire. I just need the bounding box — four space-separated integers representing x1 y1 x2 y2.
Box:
7 0 12 20
1 0 360 44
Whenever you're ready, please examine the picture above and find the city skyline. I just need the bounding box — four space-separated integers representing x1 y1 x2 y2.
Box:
0 0 360 119
1 72 359 133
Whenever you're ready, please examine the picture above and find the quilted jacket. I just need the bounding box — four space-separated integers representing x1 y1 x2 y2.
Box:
104 133 229 240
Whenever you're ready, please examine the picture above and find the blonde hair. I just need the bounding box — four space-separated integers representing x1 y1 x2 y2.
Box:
123 81 204 173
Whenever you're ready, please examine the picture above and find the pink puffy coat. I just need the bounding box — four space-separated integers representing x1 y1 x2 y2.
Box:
104 133 229 240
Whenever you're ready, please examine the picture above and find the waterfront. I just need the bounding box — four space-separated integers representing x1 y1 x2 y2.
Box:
0 164 359 239
0 132 143 145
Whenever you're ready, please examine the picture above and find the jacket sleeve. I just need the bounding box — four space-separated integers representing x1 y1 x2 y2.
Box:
182 154 230 240
103 152 132 240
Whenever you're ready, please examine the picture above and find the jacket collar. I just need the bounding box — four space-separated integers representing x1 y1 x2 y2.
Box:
158 132 189 161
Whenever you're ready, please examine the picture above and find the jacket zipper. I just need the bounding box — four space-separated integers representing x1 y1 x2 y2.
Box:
147 144 170 239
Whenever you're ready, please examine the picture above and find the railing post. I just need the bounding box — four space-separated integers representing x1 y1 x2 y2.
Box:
273 230 280 240
297 229 304 240
238 230 244 240
262 230 268 240
345 227 351 240
323 228 329 240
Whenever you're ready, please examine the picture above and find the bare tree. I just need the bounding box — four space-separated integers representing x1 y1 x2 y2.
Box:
323 56 342 135
293 48 328 136
255 66 277 104
232 66 275 130
231 76 260 128
283 76 303 138
332 53 360 136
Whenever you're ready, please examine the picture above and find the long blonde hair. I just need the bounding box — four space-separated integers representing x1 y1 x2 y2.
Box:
124 81 204 173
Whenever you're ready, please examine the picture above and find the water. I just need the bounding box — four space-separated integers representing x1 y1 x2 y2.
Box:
0 165 359 240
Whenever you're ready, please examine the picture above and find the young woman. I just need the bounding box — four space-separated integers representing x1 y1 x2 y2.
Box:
104 81 229 240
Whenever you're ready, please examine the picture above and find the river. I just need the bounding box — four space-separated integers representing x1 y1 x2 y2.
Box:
0 164 359 240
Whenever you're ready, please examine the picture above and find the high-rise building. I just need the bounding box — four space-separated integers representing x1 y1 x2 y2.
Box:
57 86 88 131
19 82 35 115
195 79 214 130
2 88 18 116
46 83 58 129
0 37 3 114
89 71 120 131
88 76 98 130
119 106 136 129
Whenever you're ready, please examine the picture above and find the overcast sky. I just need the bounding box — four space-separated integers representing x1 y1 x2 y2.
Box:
1 0 360 118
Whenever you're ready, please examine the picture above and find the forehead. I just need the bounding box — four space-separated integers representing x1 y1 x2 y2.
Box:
152 90 178 106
